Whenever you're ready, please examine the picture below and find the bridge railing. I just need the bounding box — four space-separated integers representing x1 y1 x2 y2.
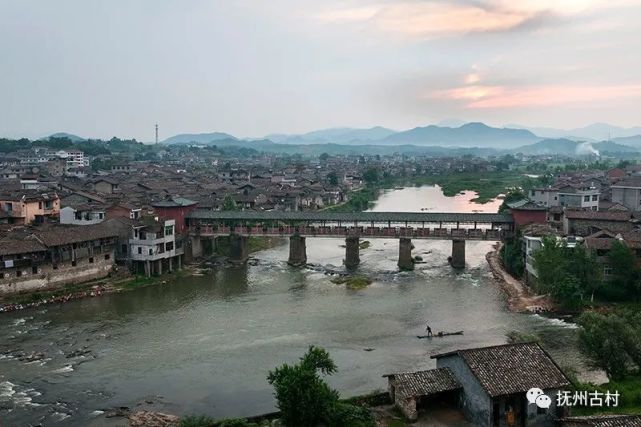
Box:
193 224 513 240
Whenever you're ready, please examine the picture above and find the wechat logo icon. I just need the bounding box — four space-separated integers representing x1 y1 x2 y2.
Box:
527 388 551 409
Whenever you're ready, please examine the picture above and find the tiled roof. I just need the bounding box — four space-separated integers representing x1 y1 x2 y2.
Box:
187 210 514 224
562 415 641 427
432 343 570 397
33 223 120 247
152 197 197 207
386 368 461 400
0 235 47 256
611 177 641 188
564 210 631 221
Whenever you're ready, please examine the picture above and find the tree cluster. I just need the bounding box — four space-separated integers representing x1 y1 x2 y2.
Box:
267 346 374 427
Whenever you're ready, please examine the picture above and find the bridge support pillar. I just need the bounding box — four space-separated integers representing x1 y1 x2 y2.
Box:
288 234 307 267
450 239 465 269
344 236 360 269
398 237 414 271
229 233 249 264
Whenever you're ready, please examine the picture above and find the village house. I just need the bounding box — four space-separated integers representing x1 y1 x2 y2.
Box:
611 177 641 211
128 217 183 277
387 343 570 426
60 203 107 226
563 210 634 236
0 223 119 295
0 191 60 225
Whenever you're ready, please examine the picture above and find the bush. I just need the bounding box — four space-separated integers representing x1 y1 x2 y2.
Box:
327 402 375 427
180 415 215 427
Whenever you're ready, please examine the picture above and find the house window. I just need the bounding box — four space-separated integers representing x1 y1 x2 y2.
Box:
39 202 43 209
584 195 590 202
592 195 598 201
138 247 142 254
121 244 127 254
99 213 104 219
72 260 77 266
89 257 94 263
165 226 174 236
16 270 22 277
105 254 110 260
32 266 38 274
149 249 153 255
166 241 174 251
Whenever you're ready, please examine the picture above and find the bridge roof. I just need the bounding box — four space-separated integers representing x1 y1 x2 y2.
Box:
187 210 514 224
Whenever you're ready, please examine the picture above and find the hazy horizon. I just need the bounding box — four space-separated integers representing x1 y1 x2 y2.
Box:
2 1 640 141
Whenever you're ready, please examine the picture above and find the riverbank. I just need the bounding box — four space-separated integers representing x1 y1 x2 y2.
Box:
486 243 554 313
0 236 287 314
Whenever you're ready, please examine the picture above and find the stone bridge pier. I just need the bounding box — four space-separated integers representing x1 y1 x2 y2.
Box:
398 238 414 271
344 236 360 269
229 233 249 264
450 239 465 269
288 234 307 267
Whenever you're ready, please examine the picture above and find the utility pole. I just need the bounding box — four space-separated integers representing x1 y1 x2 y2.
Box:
155 124 159 144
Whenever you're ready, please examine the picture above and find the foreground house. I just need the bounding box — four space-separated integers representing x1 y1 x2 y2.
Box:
0 223 119 295
128 218 183 276
387 343 570 426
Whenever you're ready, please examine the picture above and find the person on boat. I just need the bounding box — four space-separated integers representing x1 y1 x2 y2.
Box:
425 324 433 337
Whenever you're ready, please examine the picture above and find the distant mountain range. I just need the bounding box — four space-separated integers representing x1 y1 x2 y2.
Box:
161 132 237 145
42 121 641 157
506 122 641 141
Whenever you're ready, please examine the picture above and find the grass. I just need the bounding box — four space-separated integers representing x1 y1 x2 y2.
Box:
331 275 373 290
411 171 523 203
571 376 641 416
359 240 371 250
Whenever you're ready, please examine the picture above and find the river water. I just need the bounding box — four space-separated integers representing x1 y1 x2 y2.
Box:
0 186 581 426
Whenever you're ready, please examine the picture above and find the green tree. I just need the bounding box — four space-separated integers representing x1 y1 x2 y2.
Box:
498 188 526 213
221 194 238 211
267 346 339 426
578 312 634 380
608 240 640 298
267 347 374 427
362 167 379 184
327 171 339 186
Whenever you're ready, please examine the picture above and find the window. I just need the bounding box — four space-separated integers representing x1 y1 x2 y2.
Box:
584 195 590 202
99 213 104 219
165 226 173 236
148 249 153 255
89 257 94 264
592 195 598 201
166 241 174 251
104 254 110 260
32 266 38 274
138 247 142 254
16 270 22 277
72 260 77 266
121 244 127 254
38 202 42 209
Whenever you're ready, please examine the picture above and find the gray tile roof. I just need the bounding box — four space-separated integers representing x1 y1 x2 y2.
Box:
432 343 570 397
562 415 641 427
187 210 514 224
386 368 461 400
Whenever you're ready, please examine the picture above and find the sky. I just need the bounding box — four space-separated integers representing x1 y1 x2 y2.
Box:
1 0 640 141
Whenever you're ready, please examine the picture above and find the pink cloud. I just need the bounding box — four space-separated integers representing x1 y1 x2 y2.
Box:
433 84 641 108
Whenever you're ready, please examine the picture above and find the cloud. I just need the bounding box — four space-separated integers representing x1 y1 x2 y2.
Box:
315 0 637 39
432 83 641 108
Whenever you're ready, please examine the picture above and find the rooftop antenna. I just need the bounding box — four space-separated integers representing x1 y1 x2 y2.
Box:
155 124 159 144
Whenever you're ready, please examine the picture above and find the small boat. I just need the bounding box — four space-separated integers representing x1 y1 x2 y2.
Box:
417 331 464 339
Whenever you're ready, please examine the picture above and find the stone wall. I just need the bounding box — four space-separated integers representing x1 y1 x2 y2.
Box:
0 252 115 295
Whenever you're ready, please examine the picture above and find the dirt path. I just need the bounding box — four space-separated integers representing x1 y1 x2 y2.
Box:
486 243 554 313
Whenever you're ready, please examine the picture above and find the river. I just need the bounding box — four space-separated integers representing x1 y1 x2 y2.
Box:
0 186 582 426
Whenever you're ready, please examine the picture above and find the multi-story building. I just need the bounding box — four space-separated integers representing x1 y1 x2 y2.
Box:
0 223 119 295
611 177 641 211
0 191 60 225
129 218 183 276
530 184 600 210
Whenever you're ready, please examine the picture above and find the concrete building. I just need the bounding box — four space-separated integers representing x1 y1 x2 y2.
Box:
151 196 197 234
60 204 106 225
611 177 641 211
530 184 600 210
129 218 183 276
0 191 60 225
